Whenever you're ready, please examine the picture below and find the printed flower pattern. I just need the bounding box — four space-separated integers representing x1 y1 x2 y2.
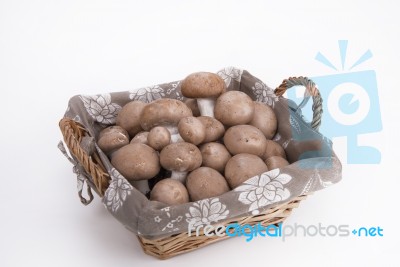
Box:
153 207 183 232
185 198 229 227
129 85 165 103
104 168 133 213
252 81 278 106
165 81 183 100
217 66 243 87
154 216 162 223
235 169 292 215
161 215 183 232
80 94 121 124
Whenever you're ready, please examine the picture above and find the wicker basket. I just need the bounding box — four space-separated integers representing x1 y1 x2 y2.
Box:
59 76 327 259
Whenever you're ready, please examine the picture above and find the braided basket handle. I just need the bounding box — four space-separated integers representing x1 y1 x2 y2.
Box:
59 118 110 197
275 77 323 131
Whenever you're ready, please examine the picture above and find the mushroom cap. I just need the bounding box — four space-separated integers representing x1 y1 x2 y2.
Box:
261 140 287 160
147 126 171 150
160 142 202 172
150 178 189 205
111 143 160 181
249 101 277 139
116 101 146 137
197 116 225 143
184 98 201 117
224 125 267 157
140 99 193 131
130 131 149 145
214 91 255 126
178 116 206 145
225 153 269 188
265 156 289 170
199 142 231 173
97 126 129 154
186 167 230 201
181 72 226 98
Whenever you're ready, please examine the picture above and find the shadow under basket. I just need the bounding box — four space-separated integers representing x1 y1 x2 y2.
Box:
59 74 337 259
138 195 307 259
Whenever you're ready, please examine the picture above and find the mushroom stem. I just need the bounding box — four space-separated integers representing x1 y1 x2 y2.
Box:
131 180 150 195
197 98 215 117
170 171 188 183
165 125 184 143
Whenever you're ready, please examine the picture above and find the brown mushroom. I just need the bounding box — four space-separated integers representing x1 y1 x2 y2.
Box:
181 72 226 117
177 116 206 145
223 125 267 157
140 98 192 142
116 101 146 138
186 167 230 201
130 131 149 145
111 143 160 194
97 126 129 155
160 142 202 183
249 101 277 139
261 140 287 160
214 91 255 126
200 142 231 173
150 178 189 205
225 153 269 188
197 116 225 143
184 98 201 117
265 156 290 170
147 126 171 150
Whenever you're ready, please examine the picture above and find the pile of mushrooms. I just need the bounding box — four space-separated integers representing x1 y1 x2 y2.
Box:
97 71 289 206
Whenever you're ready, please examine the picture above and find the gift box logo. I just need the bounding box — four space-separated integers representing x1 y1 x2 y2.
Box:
286 40 382 164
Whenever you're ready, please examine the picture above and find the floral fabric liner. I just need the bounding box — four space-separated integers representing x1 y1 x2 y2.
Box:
61 67 342 240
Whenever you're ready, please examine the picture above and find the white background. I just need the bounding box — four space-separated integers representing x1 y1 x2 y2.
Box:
1 0 399 266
